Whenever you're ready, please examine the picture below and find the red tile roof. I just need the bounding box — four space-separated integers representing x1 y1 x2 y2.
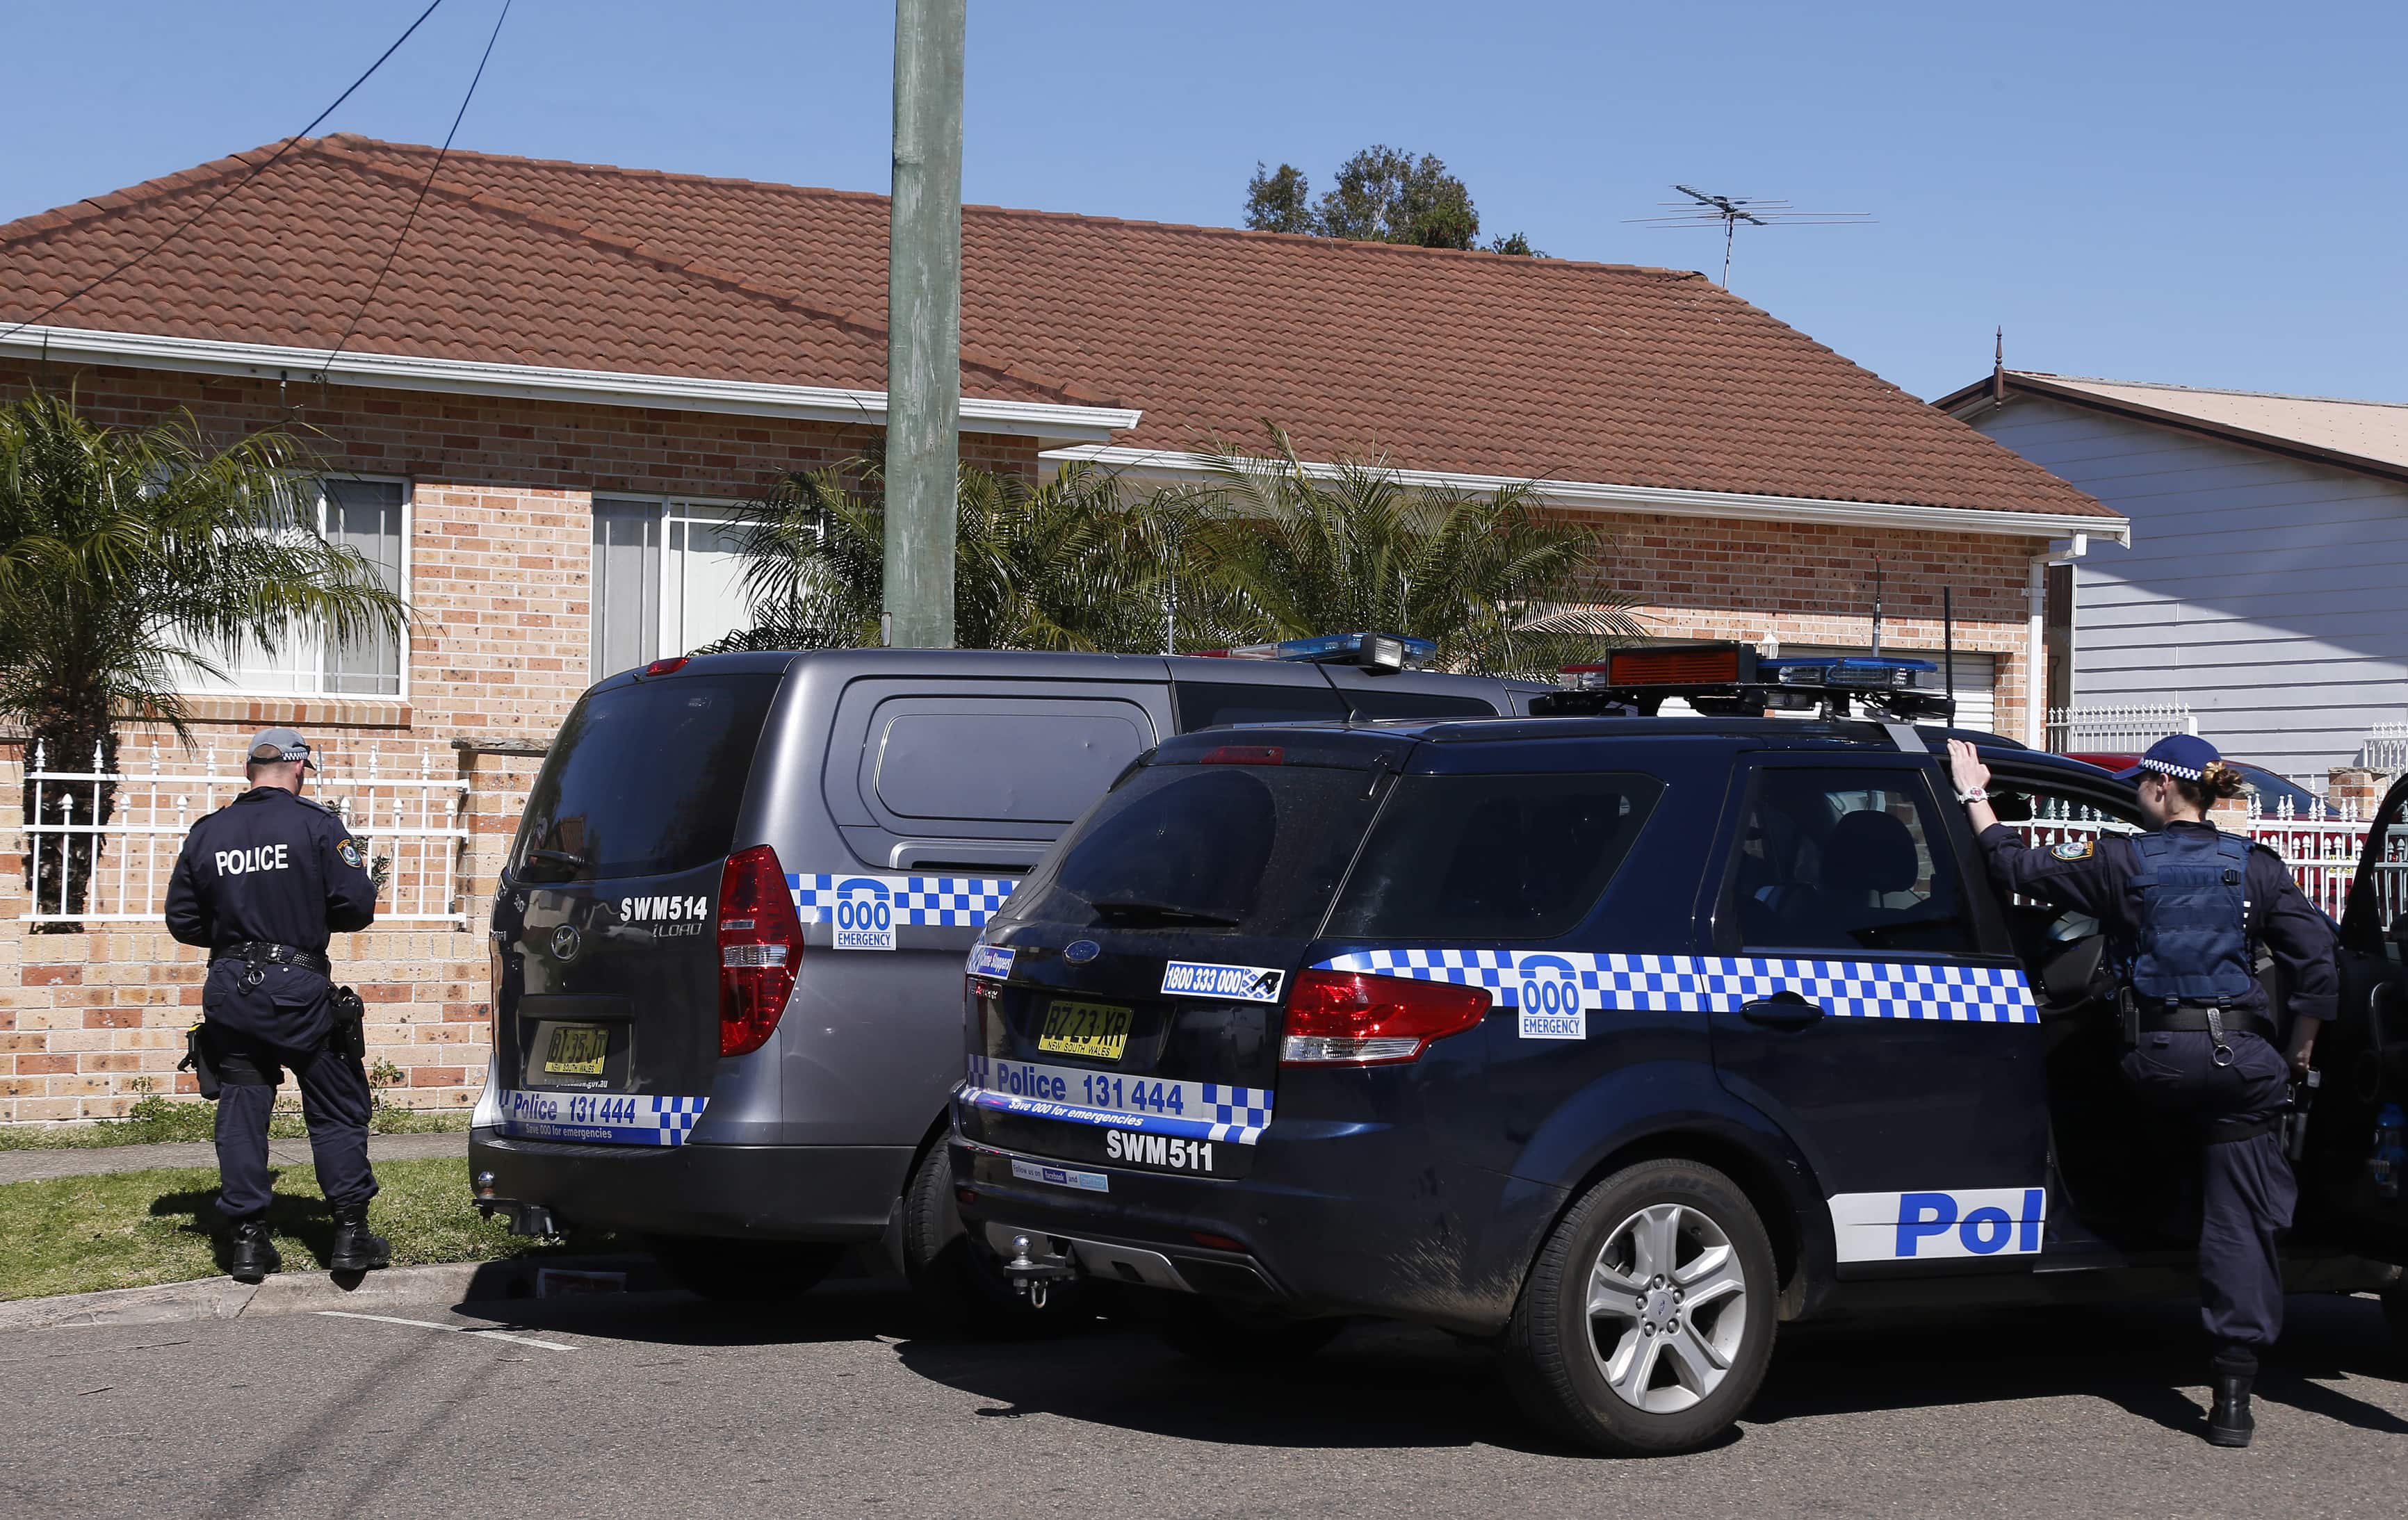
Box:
0 136 2110 518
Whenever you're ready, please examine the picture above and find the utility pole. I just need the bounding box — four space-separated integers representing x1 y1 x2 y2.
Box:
884 0 964 647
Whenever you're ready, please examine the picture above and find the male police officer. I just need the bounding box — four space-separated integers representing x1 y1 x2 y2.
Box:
165 728 384 1284
1948 733 2334 1448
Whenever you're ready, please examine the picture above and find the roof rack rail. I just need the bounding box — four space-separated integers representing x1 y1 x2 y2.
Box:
1535 641 1956 724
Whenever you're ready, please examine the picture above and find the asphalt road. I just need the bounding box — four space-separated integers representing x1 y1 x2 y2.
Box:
3 1285 2404 1519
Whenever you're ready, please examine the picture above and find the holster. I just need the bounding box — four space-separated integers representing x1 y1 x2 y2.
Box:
178 1022 222 1101
2117 986 2140 1049
330 986 367 1061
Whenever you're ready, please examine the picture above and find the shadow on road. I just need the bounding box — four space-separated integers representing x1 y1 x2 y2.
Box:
466 1280 2408 1455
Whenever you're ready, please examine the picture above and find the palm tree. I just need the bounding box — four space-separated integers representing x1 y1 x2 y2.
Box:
1189 432 1645 674
710 460 1207 654
0 391 407 922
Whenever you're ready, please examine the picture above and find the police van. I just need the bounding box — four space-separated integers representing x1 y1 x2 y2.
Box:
949 644 2408 1453
466 638 1544 1309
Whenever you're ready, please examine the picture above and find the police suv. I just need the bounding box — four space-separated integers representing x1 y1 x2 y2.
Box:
950 644 2408 1454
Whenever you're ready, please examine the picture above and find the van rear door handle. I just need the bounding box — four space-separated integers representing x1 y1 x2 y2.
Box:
1739 991 1825 1030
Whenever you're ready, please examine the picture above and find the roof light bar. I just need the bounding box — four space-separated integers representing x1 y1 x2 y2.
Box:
1760 655 1935 690
1541 641 1955 723
1192 632 1437 671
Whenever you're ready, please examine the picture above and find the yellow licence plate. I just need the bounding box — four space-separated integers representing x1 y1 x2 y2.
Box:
1038 1000 1132 1063
543 1024 610 1077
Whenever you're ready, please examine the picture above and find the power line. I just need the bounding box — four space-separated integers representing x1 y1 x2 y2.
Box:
322 0 514 371
0 0 447 345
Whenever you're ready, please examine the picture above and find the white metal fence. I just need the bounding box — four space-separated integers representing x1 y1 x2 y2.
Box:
2008 794 2402 922
19 742 471 926
2044 702 2198 755
2360 722 2408 774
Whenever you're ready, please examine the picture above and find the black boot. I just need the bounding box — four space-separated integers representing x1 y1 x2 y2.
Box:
226 1219 281 1284
2207 1347 2258 1448
328 1203 391 1272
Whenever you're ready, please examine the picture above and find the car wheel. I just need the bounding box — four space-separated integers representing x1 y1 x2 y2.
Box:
1502 1158 1779 1456
1154 1295 1347 1366
900 1136 1087 1333
649 1235 843 1304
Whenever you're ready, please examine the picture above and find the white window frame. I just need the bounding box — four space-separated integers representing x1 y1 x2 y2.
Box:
175 474 413 701
589 493 755 680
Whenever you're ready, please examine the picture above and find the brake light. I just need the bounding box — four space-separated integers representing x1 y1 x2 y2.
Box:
1279 969 1491 1065
1201 745 1284 766
644 657 690 676
717 844 802 1056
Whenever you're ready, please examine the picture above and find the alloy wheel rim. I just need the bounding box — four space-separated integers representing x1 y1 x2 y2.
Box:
1585 1201 1750 1414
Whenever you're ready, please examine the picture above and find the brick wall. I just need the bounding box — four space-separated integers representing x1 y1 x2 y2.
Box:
1595 512 2042 727
0 361 1036 1125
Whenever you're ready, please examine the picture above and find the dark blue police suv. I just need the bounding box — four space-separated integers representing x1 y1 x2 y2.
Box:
948 696 2408 1454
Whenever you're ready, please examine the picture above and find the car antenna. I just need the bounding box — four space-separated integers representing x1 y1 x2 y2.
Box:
1869 554 1884 658
1944 586 1958 725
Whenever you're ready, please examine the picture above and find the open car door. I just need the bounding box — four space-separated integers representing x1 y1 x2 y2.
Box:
2300 774 2408 1265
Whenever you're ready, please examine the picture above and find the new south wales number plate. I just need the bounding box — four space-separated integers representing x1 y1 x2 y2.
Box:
543 1024 610 1077
1038 1000 1131 1063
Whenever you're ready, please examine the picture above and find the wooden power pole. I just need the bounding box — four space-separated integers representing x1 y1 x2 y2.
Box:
883 0 965 648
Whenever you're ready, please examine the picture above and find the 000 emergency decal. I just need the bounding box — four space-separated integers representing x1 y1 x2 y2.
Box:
788 872 1016 949
1826 1188 2047 1262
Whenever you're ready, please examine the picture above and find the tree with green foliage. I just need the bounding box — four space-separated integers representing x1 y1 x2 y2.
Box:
1244 147 1542 255
0 390 406 921
708 461 1218 655
1190 432 1642 676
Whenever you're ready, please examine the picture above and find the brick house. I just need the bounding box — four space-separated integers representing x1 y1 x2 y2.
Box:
0 136 2121 1124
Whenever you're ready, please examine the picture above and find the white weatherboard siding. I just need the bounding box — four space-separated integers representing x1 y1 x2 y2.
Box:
1964 395 2408 780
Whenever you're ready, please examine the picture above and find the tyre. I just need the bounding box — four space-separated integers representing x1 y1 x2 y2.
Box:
650 1235 843 1304
1154 1295 1347 1366
1502 1158 1779 1455
900 1136 1087 1333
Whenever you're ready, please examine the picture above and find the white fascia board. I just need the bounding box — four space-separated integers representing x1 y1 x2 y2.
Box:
0 325 1143 443
1045 443 2132 546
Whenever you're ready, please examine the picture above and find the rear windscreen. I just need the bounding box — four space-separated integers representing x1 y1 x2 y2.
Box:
1326 772 1663 940
512 674 781 882
1001 762 1381 937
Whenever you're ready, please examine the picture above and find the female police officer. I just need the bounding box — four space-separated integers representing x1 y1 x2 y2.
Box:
1946 733 2333 1448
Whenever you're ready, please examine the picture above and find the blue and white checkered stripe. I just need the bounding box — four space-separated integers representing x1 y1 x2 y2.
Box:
1198 1081 1272 1142
788 873 1016 928
650 1095 708 1144
1315 949 2037 1024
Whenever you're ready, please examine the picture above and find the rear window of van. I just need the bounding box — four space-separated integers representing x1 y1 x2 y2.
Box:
512 674 781 882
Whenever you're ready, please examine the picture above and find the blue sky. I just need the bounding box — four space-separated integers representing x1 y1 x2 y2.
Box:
6 1 2402 402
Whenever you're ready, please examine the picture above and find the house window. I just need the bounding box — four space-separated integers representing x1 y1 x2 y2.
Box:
178 477 408 697
591 497 754 680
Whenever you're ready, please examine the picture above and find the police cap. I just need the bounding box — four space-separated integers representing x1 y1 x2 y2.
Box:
245 727 318 771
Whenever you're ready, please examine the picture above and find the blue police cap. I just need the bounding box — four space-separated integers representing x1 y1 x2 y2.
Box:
245 727 318 771
2115 733 2220 784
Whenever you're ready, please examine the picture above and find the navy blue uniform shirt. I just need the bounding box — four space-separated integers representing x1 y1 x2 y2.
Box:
1975 819 2337 1027
165 786 377 954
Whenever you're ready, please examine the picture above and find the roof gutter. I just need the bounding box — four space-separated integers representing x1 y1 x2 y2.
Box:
0 324 1142 443
1043 444 2131 545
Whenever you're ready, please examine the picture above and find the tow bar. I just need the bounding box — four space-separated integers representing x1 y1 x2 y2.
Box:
999 1232 1080 1308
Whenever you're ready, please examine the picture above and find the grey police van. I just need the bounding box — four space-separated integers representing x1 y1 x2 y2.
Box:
469 639 1543 1306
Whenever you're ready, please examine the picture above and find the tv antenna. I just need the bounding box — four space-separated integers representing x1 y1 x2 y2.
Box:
1627 185 1873 286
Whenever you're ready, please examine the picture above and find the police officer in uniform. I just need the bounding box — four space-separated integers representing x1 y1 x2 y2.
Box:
164 729 385 1284
1946 734 2334 1448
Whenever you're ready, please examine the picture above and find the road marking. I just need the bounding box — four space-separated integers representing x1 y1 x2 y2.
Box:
312 1311 580 1352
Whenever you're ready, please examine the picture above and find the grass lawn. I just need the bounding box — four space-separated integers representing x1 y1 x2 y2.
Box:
0 1157 613 1302
0 1096 471 1150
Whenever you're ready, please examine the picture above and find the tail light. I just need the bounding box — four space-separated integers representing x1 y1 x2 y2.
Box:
1279 969 1491 1065
718 844 802 1056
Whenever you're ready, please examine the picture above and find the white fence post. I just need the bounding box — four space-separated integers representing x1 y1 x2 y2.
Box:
2044 702 2197 755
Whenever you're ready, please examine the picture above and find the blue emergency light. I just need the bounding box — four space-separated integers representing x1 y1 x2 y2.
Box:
1195 632 1437 671
1758 655 1935 690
